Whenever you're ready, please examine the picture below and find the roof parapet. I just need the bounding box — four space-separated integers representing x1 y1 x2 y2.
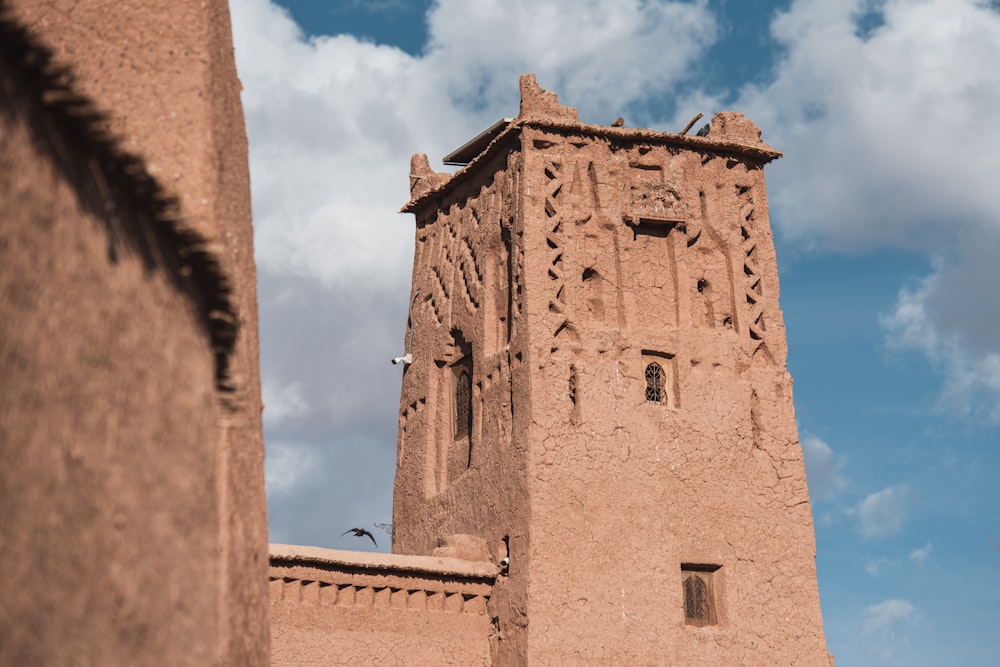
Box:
409 153 451 200
401 74 782 213
518 73 579 123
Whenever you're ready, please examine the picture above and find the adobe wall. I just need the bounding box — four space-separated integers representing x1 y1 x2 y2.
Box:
394 77 830 665
0 3 268 663
393 145 532 661
0 19 222 664
515 118 828 664
269 545 495 666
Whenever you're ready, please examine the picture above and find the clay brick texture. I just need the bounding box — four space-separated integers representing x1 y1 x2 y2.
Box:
388 75 832 665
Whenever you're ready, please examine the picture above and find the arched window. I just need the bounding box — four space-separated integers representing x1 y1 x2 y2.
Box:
681 564 719 626
645 362 665 405
683 575 710 624
454 368 471 439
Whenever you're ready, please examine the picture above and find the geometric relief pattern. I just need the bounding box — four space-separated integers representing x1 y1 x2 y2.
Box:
628 178 684 222
398 397 426 462
458 234 483 312
426 223 452 327
738 184 766 350
543 158 569 339
424 207 489 325
269 576 490 615
539 156 592 357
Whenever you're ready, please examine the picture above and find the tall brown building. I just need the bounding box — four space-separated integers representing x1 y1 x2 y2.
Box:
390 75 831 664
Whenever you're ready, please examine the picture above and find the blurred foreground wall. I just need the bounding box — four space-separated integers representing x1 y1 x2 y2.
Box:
0 1 268 663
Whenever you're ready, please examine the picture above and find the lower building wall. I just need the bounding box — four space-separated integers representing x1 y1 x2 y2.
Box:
269 546 495 666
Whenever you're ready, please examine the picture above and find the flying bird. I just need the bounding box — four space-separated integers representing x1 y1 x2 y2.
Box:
341 527 378 547
611 117 624 127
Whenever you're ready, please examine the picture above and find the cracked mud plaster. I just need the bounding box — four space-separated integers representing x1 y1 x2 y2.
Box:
387 75 831 665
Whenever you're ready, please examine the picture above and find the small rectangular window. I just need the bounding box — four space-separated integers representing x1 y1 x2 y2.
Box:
453 365 472 439
681 563 720 627
642 350 678 408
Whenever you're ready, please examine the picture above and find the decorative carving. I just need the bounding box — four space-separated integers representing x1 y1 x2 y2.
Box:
627 181 684 222
623 163 685 227
270 576 490 615
738 184 770 359
542 158 570 340
458 236 483 312
398 397 426 462
642 351 677 408
645 362 665 404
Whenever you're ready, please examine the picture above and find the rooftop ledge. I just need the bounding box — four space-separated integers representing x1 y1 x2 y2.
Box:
403 74 781 214
402 117 782 214
269 543 499 580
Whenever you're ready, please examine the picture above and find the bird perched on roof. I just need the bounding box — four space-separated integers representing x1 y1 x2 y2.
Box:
341 527 378 547
611 117 624 127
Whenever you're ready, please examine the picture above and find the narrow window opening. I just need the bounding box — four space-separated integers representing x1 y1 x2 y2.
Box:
643 350 678 408
681 564 720 627
453 367 472 439
645 362 665 405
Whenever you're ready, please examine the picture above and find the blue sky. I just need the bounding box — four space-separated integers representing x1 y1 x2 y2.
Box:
229 1 1000 664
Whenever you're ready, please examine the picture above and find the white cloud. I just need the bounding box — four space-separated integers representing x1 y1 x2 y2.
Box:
265 440 321 497
862 598 917 660
909 542 933 565
801 433 846 502
727 0 1000 419
233 0 433 290
232 0 718 290
854 484 911 538
737 0 1000 249
864 557 890 576
881 244 1000 421
426 0 717 123
262 380 308 428
230 0 721 546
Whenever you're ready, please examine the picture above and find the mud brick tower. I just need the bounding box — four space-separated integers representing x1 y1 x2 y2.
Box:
393 75 830 664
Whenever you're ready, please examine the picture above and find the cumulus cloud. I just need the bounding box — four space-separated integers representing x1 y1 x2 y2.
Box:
737 0 1000 249
233 0 718 290
881 239 1000 421
864 557 890 576
862 598 917 660
801 433 846 502
265 439 322 498
262 380 308 428
230 0 722 547
909 542 933 565
730 0 1000 417
425 0 717 122
853 484 912 538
